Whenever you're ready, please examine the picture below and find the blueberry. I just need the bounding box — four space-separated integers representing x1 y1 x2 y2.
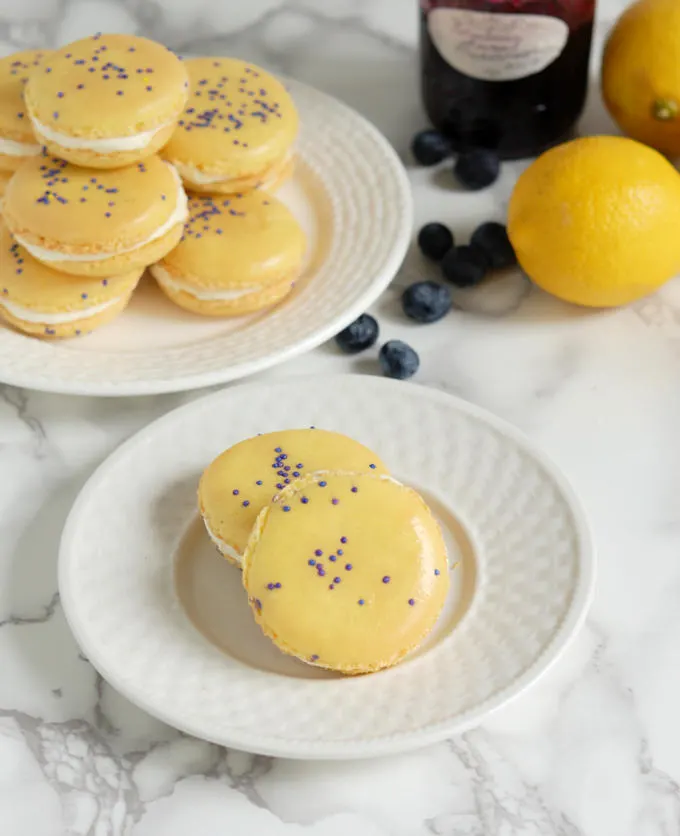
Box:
379 340 420 380
454 149 500 190
402 281 451 323
335 313 379 354
411 129 452 166
441 246 489 288
471 222 517 269
417 222 454 262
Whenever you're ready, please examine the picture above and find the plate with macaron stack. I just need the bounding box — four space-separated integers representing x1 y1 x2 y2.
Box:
0 35 411 396
59 376 594 758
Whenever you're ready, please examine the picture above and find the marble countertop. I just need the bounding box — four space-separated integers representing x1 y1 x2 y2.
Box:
3 0 679 834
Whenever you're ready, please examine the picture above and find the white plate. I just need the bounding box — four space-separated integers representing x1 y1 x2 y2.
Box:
59 376 594 759
0 80 411 396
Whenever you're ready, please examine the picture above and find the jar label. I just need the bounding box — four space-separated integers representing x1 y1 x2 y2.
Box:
428 9 569 81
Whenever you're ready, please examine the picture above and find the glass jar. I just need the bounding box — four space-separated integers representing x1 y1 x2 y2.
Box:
420 0 596 159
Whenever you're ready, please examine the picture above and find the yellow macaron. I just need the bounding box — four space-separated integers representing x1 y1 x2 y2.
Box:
243 471 450 674
0 50 51 172
150 190 305 316
2 153 187 277
199 429 388 566
0 219 142 338
24 34 188 168
162 57 298 194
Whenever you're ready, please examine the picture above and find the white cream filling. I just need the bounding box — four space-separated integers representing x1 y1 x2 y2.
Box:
0 294 122 325
173 152 293 187
0 137 42 157
15 165 188 264
203 518 243 564
151 264 262 301
30 115 174 152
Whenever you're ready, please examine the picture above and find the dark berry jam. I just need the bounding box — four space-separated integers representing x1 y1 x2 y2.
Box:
420 0 596 158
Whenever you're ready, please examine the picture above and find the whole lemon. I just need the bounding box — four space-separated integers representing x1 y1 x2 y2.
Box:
602 0 680 157
507 136 680 307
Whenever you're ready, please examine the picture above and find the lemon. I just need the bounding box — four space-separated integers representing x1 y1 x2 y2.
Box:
602 0 680 157
507 136 680 308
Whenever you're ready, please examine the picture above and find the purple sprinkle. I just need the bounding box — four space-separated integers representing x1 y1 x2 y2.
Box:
369 464 377 469
57 91 64 98
296 463 303 468
337 549 343 556
256 480 263 486
301 497 309 504
334 577 341 584
292 471 300 477
308 559 316 566
284 466 291 472
102 279 108 286
319 481 327 488
434 569 441 576
408 599 416 606
242 500 250 507
332 498 339 505
280 454 288 460
340 537 348 544
345 564 352 571
53 111 59 119
77 83 84 89
253 597 261 611
329 555 337 562
275 582 281 589
382 576 391 584
358 599 365 606
81 293 88 299
267 583 275 590
105 212 111 218
329 584 335 590
274 447 282 452
318 568 326 577
116 90 123 96
315 549 323 556
351 487 358 493
276 483 283 490
310 655 319 662
282 505 291 512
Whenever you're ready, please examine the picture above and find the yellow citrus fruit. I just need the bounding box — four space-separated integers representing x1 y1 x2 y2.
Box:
602 0 680 157
507 136 680 308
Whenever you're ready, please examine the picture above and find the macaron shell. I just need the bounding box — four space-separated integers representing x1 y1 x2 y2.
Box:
242 472 449 674
199 429 389 562
25 34 188 137
0 50 50 142
163 57 298 182
0 169 12 194
2 154 185 273
182 151 295 195
2 290 132 338
154 267 296 317
158 191 306 289
35 122 176 170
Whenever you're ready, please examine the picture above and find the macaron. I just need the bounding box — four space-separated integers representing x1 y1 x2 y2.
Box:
162 57 298 194
150 190 305 316
24 33 188 168
0 50 51 172
2 153 187 277
242 471 450 674
0 219 142 338
198 429 388 566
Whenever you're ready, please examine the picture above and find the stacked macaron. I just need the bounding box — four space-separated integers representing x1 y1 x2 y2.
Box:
153 56 304 318
199 429 450 675
0 35 304 339
0 33 189 338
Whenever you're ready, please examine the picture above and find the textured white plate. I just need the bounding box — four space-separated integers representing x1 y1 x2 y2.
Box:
59 376 595 759
0 80 411 396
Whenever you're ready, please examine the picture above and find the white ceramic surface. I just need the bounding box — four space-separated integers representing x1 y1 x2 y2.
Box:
59 376 594 759
0 79 412 396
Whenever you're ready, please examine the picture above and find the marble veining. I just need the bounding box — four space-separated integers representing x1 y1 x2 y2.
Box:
2 0 680 834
